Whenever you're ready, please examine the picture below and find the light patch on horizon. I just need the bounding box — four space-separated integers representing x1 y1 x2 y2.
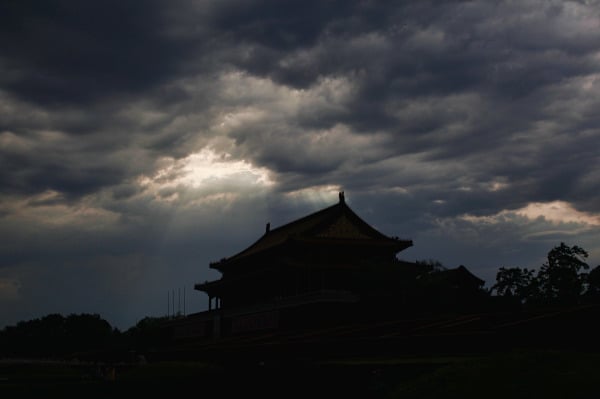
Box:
516 201 600 226
461 201 600 227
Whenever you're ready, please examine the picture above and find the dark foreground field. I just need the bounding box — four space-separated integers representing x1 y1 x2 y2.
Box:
2 350 599 398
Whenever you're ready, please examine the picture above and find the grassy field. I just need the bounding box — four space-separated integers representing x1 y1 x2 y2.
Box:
383 350 600 399
2 350 599 398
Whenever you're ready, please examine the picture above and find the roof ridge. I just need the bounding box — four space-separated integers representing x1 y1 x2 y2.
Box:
266 201 342 235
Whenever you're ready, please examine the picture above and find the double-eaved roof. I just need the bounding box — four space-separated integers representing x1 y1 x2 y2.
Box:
209 192 413 271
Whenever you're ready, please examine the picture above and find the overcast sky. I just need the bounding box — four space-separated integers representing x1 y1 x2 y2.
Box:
1 0 599 331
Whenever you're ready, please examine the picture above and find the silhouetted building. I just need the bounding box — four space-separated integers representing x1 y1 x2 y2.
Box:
196 191 411 306
172 192 485 340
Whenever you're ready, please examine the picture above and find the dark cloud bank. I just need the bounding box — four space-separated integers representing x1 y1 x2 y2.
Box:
1 0 599 330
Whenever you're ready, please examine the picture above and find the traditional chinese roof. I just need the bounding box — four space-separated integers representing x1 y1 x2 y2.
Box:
209 192 412 271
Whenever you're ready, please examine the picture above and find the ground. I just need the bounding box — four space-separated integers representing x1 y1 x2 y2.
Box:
2 350 599 398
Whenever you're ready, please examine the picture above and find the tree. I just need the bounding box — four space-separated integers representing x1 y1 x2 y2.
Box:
537 242 589 305
492 267 538 303
0 313 117 358
585 265 600 301
64 313 114 354
123 316 170 353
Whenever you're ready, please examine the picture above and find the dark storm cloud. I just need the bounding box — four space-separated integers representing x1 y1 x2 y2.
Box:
212 0 354 50
242 1 600 215
0 152 125 198
5 0 597 206
0 0 209 200
0 0 190 105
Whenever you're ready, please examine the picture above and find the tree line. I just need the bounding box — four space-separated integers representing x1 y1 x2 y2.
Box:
0 313 171 360
491 242 600 306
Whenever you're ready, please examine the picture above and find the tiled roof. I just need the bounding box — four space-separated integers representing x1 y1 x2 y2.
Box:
210 193 412 270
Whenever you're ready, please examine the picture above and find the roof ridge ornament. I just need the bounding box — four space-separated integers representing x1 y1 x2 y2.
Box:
338 191 345 203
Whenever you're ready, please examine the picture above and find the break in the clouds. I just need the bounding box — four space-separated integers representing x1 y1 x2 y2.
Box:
1 0 599 330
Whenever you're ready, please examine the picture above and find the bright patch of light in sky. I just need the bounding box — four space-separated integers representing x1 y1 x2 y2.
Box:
516 201 600 226
137 148 274 204
462 201 600 227
179 149 273 187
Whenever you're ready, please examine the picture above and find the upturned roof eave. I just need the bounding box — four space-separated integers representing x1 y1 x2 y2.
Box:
208 237 289 271
209 237 413 271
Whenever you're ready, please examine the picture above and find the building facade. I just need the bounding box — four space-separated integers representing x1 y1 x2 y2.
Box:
173 192 484 340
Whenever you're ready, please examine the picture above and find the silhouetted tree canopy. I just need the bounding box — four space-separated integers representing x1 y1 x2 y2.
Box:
0 313 117 358
492 242 594 307
0 313 176 360
538 243 589 304
492 267 537 303
121 316 171 353
586 265 600 300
